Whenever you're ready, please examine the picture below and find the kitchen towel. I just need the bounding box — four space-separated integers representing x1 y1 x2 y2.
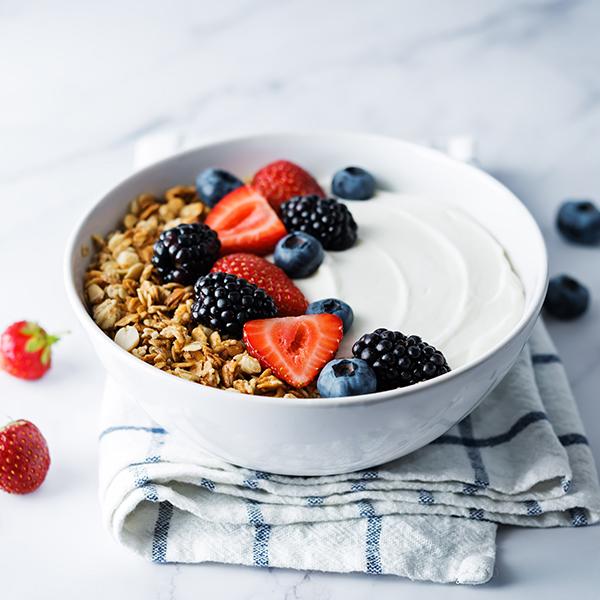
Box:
98 320 600 584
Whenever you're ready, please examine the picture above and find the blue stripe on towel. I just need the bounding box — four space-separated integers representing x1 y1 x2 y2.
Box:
525 500 542 516
459 416 489 488
243 470 272 489
306 496 324 507
357 500 382 575
131 427 166 503
351 481 367 492
128 456 161 468
570 508 588 527
99 425 167 440
152 501 174 563
531 353 561 364
199 478 215 491
436 411 548 448
462 483 479 495
469 508 485 521
246 500 271 567
559 433 589 446
418 490 435 505
435 410 588 450
133 468 159 502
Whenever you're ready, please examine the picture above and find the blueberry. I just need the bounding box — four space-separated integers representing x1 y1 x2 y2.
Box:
306 298 354 333
557 200 600 245
331 166 376 200
544 274 590 320
317 358 377 397
195 168 243 208
274 232 324 278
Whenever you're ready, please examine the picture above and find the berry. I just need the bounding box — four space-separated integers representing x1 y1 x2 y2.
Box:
317 358 377 398
0 420 50 494
557 200 600 245
205 186 287 255
192 272 277 337
0 321 61 381
544 274 590 320
274 232 324 278
211 253 308 316
331 166 376 200
280 195 358 251
306 298 354 333
352 328 450 391
251 160 325 211
195 168 243 208
243 314 343 388
152 222 220 285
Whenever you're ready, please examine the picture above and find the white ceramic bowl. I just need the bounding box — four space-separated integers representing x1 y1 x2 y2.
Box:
65 132 548 476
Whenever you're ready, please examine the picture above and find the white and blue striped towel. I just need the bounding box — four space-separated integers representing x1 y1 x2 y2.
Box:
99 320 600 585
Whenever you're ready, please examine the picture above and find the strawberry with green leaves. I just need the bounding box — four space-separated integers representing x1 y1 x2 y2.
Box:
0 321 61 380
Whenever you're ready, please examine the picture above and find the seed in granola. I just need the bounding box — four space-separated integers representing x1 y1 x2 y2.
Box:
239 353 261 375
192 272 277 338
116 249 140 269
152 223 221 285
107 232 128 254
114 325 140 351
124 262 144 280
182 341 205 352
179 202 206 221
124 214 138 229
86 283 105 305
93 299 122 331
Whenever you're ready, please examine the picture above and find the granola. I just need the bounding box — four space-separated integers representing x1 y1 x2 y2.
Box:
84 186 317 398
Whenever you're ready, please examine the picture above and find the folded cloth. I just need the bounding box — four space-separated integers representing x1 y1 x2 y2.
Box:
99 320 600 585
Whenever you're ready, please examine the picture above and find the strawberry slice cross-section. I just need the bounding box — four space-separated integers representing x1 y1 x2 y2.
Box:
205 185 287 255
243 314 344 388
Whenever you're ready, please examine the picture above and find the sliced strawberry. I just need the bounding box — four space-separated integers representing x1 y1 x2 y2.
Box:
205 186 287 255
212 253 308 316
243 314 343 388
251 160 325 211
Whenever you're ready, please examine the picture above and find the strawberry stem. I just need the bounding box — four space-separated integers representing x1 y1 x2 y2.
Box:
0 412 15 429
22 325 68 365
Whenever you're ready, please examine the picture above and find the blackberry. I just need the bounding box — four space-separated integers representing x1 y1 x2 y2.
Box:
192 272 277 337
280 195 358 250
152 223 220 285
352 328 450 390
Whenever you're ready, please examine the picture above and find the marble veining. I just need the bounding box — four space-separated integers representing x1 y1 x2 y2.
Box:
1 1 600 597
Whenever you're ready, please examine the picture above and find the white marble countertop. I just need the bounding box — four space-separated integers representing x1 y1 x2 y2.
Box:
2 0 600 597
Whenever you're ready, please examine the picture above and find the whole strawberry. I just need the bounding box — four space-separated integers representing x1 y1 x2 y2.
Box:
0 420 50 494
251 160 325 211
211 253 308 316
0 321 61 380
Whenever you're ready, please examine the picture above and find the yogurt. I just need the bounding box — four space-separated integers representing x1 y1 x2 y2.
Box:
293 190 525 369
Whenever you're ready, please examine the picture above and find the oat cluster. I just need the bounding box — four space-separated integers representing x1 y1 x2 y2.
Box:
84 185 316 398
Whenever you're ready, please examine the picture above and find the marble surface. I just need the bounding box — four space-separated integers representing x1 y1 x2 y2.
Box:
1 0 600 596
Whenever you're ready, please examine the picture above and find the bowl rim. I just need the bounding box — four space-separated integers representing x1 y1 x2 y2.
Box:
64 130 549 408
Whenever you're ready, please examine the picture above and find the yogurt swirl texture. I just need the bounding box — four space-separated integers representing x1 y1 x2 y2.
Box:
293 190 525 369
